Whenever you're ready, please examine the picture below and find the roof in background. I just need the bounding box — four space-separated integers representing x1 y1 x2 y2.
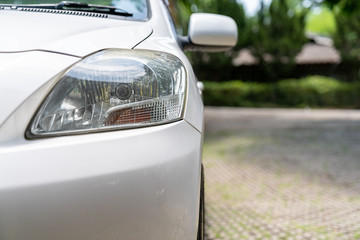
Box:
233 35 341 66
296 43 340 64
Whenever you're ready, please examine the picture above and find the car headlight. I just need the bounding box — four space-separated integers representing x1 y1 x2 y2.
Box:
27 49 187 138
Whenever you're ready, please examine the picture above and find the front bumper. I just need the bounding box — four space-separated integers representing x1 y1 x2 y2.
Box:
0 120 202 240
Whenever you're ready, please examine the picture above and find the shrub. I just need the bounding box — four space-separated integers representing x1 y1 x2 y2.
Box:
203 76 360 108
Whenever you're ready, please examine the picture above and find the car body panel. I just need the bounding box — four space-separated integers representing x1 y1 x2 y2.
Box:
0 0 203 239
0 52 80 127
0 10 153 57
135 0 204 132
0 121 201 240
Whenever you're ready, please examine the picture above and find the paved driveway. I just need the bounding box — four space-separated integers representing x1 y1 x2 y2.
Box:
203 107 360 240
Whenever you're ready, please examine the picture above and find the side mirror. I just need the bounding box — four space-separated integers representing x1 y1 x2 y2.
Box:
181 13 238 52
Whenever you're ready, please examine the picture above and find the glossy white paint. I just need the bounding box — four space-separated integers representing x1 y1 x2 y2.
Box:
0 121 201 240
0 0 210 239
0 52 80 127
0 10 153 57
135 0 204 132
188 13 238 47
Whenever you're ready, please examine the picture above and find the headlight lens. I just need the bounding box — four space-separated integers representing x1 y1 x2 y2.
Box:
28 49 186 138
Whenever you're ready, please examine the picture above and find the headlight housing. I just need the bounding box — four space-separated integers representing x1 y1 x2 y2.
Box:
27 49 187 138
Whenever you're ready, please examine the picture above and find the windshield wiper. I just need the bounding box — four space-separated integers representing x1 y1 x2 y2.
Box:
0 1 133 17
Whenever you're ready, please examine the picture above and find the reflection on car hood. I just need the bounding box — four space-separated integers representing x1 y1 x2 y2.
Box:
0 10 153 57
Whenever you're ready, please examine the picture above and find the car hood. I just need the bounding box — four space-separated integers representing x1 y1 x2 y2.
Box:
0 10 153 57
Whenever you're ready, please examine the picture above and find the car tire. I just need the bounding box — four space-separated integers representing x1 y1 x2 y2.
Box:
197 164 205 240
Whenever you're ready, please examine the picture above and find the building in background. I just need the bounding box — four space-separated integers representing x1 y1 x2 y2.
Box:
231 34 357 82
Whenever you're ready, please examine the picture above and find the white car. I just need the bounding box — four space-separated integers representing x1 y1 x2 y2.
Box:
0 1 237 240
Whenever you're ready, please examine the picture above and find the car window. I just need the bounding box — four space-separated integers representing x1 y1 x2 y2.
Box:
0 0 148 20
166 1 183 35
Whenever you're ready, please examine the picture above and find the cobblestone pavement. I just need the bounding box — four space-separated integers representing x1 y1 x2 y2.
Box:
203 107 360 240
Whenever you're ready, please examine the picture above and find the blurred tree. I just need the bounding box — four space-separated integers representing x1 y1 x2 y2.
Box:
316 0 360 81
323 0 360 13
249 0 308 81
305 7 336 36
331 4 360 80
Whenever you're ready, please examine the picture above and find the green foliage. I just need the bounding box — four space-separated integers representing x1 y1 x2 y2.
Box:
250 0 308 81
323 0 360 14
203 81 272 107
333 11 360 63
313 0 360 81
305 7 336 36
326 0 360 81
203 76 360 108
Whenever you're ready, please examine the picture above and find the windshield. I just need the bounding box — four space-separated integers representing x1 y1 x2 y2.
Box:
0 0 148 19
